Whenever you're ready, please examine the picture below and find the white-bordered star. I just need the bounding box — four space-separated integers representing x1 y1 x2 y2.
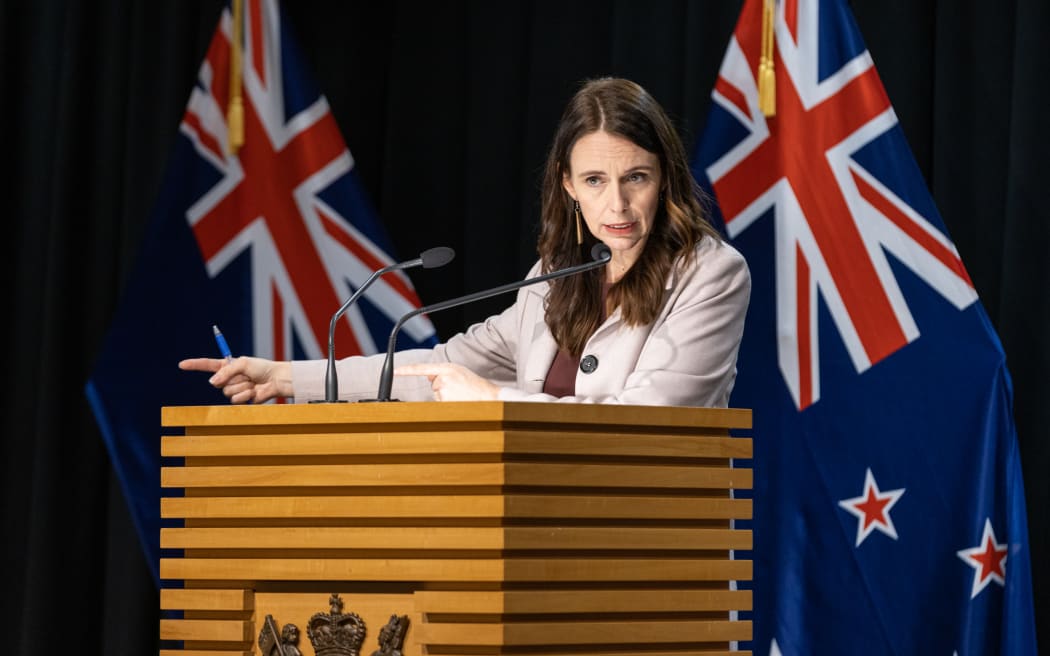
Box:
957 518 1008 599
838 468 905 547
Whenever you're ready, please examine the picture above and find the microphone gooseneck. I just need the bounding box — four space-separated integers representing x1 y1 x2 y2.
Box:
373 244 612 402
323 246 456 403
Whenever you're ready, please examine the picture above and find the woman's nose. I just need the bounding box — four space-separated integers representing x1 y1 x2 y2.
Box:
608 182 628 212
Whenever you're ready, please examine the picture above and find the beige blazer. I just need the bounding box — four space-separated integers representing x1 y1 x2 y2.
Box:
292 236 750 408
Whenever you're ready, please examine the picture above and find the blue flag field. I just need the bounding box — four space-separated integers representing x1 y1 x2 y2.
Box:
85 0 436 580
693 0 1037 653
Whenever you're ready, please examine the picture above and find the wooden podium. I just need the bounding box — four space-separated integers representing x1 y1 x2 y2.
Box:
159 401 753 656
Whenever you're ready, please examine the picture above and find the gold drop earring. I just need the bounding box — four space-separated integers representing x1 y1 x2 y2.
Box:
574 200 583 245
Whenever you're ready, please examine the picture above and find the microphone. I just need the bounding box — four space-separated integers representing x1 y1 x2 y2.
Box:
322 246 455 403
371 243 612 402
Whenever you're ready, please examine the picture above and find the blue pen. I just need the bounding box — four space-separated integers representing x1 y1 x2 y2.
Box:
212 325 234 362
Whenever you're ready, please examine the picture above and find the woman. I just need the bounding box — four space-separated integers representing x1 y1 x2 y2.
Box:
181 78 750 407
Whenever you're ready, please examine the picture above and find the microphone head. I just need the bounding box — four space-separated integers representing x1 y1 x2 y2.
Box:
590 243 612 262
420 246 456 269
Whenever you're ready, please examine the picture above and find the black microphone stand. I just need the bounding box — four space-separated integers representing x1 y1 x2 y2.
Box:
371 244 611 402
321 246 454 403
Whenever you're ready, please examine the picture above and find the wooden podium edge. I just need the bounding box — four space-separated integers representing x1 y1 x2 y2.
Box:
162 401 752 431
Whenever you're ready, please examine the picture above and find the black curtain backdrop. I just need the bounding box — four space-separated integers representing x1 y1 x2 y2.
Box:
1 1 1046 653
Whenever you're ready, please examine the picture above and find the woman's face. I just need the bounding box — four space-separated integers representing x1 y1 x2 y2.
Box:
562 130 662 274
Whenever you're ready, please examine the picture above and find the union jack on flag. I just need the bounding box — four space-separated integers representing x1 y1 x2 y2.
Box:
693 0 1038 653
182 0 435 361
86 0 436 580
704 0 977 411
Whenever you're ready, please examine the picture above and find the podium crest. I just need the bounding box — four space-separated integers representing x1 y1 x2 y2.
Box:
371 614 409 656
258 615 302 656
307 593 367 656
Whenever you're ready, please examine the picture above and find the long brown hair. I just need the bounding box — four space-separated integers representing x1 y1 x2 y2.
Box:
538 78 720 356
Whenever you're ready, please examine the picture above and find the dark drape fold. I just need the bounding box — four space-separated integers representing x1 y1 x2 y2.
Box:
1000 0 1050 626
2 2 1046 654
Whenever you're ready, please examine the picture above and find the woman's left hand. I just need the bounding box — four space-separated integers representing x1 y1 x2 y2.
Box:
393 363 499 401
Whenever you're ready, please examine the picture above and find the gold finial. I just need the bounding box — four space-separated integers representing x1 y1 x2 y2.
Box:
227 0 245 154
758 0 776 117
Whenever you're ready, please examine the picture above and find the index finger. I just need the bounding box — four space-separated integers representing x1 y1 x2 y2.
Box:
179 358 225 373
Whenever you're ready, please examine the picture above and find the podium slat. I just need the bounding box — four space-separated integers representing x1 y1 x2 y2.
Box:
162 431 751 458
161 557 750 582
162 401 752 431
415 589 752 613
418 619 751 645
415 652 745 656
161 494 752 520
160 588 252 611
162 463 751 489
160 651 250 656
159 618 251 642
161 526 752 550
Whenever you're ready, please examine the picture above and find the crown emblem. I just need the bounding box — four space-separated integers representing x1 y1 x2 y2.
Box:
307 594 367 656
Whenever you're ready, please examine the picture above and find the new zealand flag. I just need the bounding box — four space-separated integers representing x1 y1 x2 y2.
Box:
693 0 1038 653
86 0 436 580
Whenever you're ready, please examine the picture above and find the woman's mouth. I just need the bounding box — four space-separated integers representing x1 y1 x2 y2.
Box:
604 222 636 234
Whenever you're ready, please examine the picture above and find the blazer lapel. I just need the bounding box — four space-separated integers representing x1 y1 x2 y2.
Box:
522 318 558 393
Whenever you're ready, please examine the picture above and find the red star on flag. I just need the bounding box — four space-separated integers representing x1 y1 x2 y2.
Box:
838 468 905 547
957 518 1008 598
